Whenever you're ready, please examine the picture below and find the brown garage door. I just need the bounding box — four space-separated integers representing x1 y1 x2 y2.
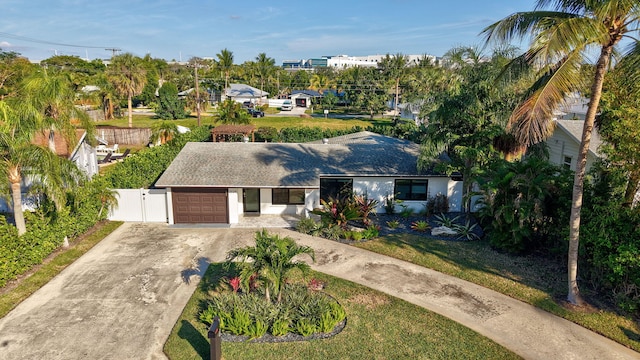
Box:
172 188 228 224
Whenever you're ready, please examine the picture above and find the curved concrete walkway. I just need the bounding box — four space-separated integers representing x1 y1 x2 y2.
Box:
0 223 638 359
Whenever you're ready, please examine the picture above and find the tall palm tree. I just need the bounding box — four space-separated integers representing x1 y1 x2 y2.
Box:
482 0 640 305
22 71 94 153
379 53 410 116
216 48 234 91
255 53 275 103
106 53 147 128
0 100 83 235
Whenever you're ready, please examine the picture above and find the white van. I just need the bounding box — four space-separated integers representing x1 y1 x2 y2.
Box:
281 100 293 111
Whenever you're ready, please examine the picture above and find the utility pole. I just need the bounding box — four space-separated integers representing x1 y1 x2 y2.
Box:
106 48 121 57
194 62 201 126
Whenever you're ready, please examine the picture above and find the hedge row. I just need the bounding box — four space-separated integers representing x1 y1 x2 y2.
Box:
103 126 212 189
0 176 112 288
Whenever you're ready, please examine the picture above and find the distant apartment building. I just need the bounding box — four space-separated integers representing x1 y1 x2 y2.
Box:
282 54 438 70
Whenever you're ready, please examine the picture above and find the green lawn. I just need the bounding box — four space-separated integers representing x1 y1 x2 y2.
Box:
355 233 640 352
164 264 521 360
97 114 389 131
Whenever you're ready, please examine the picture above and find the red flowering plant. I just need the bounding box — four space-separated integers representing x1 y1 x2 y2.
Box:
226 276 241 293
307 278 326 291
311 195 361 229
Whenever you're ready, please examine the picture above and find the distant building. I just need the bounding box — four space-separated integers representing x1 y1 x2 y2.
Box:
282 54 438 70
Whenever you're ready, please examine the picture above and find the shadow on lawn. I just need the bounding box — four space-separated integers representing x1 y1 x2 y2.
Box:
177 320 209 359
375 232 566 297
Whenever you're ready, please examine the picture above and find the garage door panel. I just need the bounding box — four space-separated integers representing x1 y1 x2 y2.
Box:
172 188 228 224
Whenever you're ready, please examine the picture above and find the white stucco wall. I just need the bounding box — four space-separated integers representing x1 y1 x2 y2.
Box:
351 176 462 214
228 188 240 224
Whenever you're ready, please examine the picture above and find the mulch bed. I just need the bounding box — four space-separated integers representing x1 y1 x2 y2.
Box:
348 212 484 242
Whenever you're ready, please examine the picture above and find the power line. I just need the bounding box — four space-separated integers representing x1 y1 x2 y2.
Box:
0 31 114 50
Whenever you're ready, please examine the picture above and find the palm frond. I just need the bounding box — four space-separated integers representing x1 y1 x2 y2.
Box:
508 49 584 145
618 39 640 84
482 11 578 44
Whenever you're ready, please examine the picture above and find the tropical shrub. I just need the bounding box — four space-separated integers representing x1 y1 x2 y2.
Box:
453 220 480 241
311 196 361 229
295 217 320 235
581 203 640 314
434 213 460 228
427 193 449 215
254 126 278 142
0 174 115 288
361 225 380 239
386 219 400 229
225 229 315 303
476 156 572 253
410 220 431 232
277 126 363 143
199 273 346 339
383 195 397 214
353 194 379 225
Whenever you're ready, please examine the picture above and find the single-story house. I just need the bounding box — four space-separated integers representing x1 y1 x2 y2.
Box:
291 90 322 108
154 131 463 225
546 119 602 172
224 83 268 104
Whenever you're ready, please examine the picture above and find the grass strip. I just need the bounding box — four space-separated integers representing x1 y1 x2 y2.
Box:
0 221 124 318
355 234 640 352
164 264 521 360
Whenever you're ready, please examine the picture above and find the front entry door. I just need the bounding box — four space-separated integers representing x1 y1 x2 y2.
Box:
243 188 260 214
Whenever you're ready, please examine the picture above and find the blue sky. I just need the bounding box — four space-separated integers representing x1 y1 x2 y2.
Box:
0 0 534 64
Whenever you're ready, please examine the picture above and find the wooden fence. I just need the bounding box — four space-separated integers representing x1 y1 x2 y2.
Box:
96 127 152 146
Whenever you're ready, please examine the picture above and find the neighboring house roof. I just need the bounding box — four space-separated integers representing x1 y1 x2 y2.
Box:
155 132 440 189
32 129 87 158
177 88 195 96
225 83 268 98
292 89 322 97
554 92 590 119
81 85 100 93
553 120 603 157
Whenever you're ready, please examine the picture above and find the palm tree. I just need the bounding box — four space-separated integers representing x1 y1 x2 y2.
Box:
215 98 251 125
226 229 315 303
106 53 147 128
482 0 640 305
216 48 234 91
22 71 94 153
0 100 84 235
150 120 178 145
255 53 275 103
379 53 410 116
309 69 336 94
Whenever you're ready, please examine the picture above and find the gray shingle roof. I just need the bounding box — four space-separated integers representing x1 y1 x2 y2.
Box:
225 83 268 98
155 132 438 188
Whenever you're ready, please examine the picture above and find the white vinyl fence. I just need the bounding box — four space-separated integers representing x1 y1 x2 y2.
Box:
108 189 168 223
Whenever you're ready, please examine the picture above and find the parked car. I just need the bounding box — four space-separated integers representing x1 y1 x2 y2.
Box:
281 100 293 111
246 108 264 118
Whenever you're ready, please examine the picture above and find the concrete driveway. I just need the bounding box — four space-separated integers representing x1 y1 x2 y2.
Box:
0 224 258 360
1 223 638 360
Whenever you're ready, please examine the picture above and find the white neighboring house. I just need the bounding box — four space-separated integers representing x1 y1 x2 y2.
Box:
224 83 268 104
546 119 602 172
0 129 98 212
154 131 463 225
547 93 601 171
